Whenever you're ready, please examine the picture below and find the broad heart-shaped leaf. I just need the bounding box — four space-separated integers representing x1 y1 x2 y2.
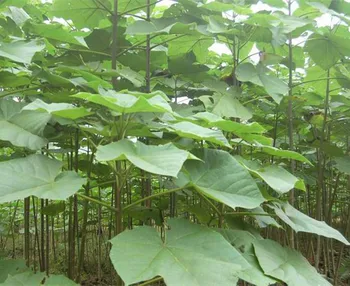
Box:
2 271 77 285
175 149 265 210
236 157 306 194
51 0 111 29
96 139 196 177
165 121 231 148
0 39 44 64
305 33 350 70
218 229 277 286
253 239 331 286
22 99 92 120
0 155 85 203
109 218 250 286
272 202 350 245
0 99 50 150
235 63 288 104
72 90 172 114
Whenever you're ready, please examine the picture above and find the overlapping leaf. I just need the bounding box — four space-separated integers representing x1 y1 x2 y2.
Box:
219 229 277 286
254 239 331 286
166 121 231 148
235 63 288 104
0 39 44 64
237 157 306 194
176 149 265 209
0 99 50 150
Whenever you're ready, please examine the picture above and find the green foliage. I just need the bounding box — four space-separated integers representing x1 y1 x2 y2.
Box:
0 0 349 284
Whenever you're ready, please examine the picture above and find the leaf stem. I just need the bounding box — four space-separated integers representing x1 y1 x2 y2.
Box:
225 212 277 217
138 277 163 286
123 187 185 211
77 193 119 212
195 190 221 216
0 86 47 98
292 77 347 88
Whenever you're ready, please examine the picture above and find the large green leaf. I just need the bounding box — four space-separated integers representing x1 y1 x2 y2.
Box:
237 158 306 194
51 0 111 29
73 90 172 114
22 99 92 120
96 139 196 177
0 100 50 150
272 202 350 245
0 39 44 64
235 63 288 104
0 155 85 203
166 121 231 148
109 218 250 286
176 149 265 209
253 239 331 286
219 229 277 286
1 271 77 285
305 33 350 70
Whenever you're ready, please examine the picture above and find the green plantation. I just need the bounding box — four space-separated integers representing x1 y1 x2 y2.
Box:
1 0 350 285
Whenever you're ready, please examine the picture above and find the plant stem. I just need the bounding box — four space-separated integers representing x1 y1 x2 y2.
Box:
123 187 185 212
287 0 295 249
138 277 163 286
